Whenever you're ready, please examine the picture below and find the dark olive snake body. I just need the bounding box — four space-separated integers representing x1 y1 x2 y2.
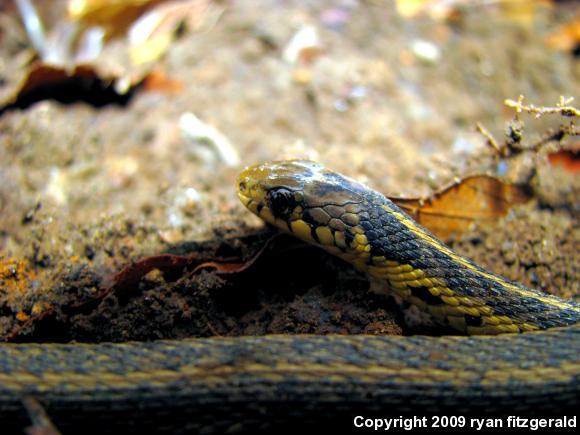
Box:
0 160 578 433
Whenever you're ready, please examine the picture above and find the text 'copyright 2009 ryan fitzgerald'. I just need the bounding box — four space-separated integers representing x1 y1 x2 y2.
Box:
353 415 577 431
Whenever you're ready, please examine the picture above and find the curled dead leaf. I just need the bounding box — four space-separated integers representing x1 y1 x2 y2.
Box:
548 149 580 173
392 175 533 241
547 14 580 52
68 0 168 38
0 63 141 112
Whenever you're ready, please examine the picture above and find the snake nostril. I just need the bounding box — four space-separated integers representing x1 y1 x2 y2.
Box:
239 182 246 192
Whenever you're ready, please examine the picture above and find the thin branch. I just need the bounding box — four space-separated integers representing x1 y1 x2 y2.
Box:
527 124 579 151
476 122 501 153
504 95 580 118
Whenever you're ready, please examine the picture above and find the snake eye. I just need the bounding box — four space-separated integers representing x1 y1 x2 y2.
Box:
267 188 296 219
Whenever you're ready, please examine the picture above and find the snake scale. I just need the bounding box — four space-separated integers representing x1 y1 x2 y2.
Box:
0 160 579 433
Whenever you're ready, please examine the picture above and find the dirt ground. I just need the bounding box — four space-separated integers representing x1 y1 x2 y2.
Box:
0 0 578 342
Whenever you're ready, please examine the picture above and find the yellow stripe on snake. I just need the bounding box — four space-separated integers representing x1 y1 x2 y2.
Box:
0 160 579 433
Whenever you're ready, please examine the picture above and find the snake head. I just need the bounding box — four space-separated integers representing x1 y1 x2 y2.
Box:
236 160 368 248
237 160 314 225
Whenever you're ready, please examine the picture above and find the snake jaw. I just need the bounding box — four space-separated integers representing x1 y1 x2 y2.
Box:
236 185 253 210
236 168 263 215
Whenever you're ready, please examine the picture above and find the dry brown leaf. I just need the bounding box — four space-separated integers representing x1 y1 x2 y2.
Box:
392 175 533 241
548 148 580 173
68 0 168 38
547 14 580 52
0 63 143 110
499 0 550 27
142 67 184 93
395 0 551 25
394 0 456 20
128 0 214 64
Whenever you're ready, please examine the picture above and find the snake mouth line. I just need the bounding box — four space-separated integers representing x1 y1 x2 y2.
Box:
237 192 260 216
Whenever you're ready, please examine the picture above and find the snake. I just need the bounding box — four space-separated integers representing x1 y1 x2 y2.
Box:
0 159 579 433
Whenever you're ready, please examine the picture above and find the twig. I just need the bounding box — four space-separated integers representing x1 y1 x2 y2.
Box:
477 96 579 158
504 95 580 118
476 122 501 154
527 124 579 151
23 397 61 435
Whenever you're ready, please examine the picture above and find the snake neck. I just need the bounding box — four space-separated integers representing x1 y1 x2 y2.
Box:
335 195 580 335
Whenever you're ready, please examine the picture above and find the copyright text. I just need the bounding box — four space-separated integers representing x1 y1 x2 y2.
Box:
353 415 577 431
